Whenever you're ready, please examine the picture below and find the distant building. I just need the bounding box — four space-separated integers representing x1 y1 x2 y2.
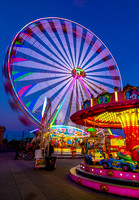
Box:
0 126 6 144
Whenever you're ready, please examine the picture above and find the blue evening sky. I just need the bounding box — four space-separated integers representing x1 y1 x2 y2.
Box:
0 0 139 140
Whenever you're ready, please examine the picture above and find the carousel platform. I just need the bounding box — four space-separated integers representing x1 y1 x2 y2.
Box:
69 162 139 198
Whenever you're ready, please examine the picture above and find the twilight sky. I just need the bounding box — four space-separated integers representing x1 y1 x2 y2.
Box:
0 0 139 140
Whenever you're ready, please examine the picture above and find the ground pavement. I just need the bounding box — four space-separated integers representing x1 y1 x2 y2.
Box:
0 152 132 200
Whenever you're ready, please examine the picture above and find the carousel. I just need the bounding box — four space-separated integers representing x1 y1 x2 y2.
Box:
70 84 139 198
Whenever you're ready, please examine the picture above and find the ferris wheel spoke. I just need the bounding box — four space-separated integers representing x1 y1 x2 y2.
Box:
78 80 88 102
79 78 91 99
51 100 68 125
75 26 83 68
25 77 72 105
83 78 103 95
41 19 73 68
49 19 72 67
69 80 82 119
87 75 121 88
85 61 109 73
76 81 84 106
45 77 74 110
82 48 110 71
13 70 69 83
77 79 90 100
63 100 71 124
85 77 114 93
71 81 77 112
56 90 72 124
37 76 72 99
23 76 71 97
84 78 107 93
12 60 68 73
27 24 71 70
16 76 68 98
13 46 70 73
75 80 80 110
85 63 121 84
64 21 76 67
31 23 69 66
51 77 74 115
66 88 77 123
52 20 74 68
86 69 119 77
80 39 102 69
69 83 77 118
50 76 76 126
44 60 70 72
17 33 71 71
12 71 71 89
78 31 94 68
75 79 80 104
33 77 73 113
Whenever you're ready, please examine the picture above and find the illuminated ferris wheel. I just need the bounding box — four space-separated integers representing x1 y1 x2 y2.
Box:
4 17 122 127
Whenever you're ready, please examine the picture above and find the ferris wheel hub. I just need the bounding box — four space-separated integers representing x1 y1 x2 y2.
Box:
72 67 86 78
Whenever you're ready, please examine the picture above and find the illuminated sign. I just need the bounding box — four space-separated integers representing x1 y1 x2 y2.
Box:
125 89 139 100
97 94 111 104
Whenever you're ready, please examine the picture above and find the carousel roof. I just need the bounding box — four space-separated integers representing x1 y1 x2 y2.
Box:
70 85 139 129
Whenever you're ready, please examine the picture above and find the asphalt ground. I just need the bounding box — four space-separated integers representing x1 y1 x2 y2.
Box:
0 152 132 200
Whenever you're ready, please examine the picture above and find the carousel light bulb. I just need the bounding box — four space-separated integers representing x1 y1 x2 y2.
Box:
115 90 118 102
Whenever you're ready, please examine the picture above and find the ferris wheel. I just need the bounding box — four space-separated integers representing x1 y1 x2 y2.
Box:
4 17 122 127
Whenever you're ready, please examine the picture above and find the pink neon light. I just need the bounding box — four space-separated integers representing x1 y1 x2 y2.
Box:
50 75 77 126
80 163 139 181
10 57 27 63
18 85 32 97
79 77 91 98
70 168 139 198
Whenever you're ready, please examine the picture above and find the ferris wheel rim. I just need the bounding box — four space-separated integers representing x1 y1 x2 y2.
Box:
6 17 123 127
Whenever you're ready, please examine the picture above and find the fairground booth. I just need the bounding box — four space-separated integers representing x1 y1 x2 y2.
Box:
31 125 90 157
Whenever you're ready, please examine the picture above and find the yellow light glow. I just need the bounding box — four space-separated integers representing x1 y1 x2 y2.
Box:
115 91 118 102
91 98 93 107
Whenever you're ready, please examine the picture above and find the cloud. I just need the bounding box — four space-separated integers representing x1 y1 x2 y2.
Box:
73 0 88 7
